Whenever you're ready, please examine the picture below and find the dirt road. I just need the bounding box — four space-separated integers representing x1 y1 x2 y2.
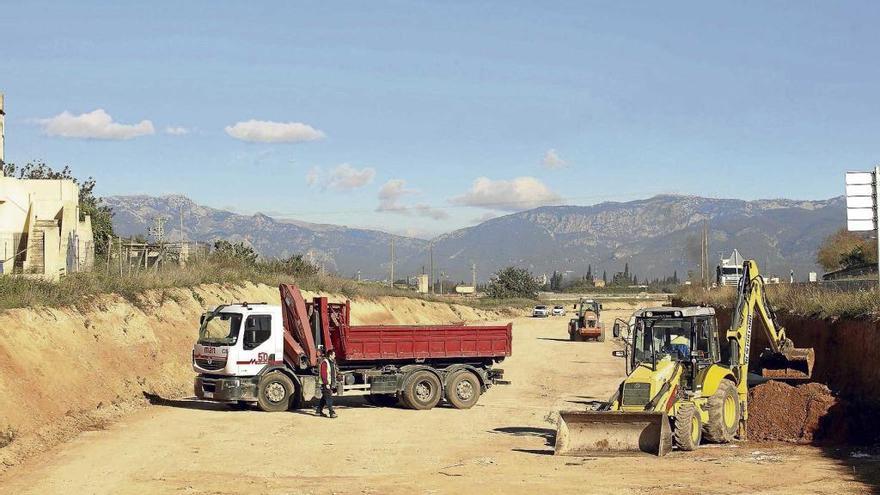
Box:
0 305 873 494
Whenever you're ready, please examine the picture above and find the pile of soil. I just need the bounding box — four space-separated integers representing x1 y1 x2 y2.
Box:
747 381 845 444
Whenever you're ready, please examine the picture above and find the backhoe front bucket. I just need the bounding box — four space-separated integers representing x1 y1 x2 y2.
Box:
760 347 815 380
554 411 672 456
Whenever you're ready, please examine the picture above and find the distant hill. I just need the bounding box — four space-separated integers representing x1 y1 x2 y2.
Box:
416 195 845 282
105 194 845 283
103 195 428 279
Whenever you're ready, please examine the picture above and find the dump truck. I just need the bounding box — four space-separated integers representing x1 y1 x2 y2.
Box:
193 284 512 411
568 299 604 341
555 260 814 456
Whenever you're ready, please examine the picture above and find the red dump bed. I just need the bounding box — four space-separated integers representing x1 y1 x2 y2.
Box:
338 323 513 362
279 284 513 367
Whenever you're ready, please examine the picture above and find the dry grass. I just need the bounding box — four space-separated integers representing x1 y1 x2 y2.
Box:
677 284 880 319
0 259 429 311
0 258 534 313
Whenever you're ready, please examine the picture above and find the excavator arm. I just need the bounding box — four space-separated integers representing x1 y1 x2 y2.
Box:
726 260 814 438
726 260 814 377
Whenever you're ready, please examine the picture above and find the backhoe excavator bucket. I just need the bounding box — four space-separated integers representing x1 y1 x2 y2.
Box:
554 411 672 456
760 347 815 380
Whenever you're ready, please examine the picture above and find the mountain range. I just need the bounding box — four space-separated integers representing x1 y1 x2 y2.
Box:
103 194 845 283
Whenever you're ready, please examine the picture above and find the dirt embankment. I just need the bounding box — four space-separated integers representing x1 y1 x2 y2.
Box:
0 283 511 470
713 310 880 446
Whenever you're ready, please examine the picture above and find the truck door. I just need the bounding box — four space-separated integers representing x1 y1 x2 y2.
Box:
236 314 280 374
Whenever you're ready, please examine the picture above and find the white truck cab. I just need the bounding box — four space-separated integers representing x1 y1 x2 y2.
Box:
193 303 297 403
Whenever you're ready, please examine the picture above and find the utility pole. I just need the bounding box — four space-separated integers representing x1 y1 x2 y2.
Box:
429 242 434 294
699 220 709 288
390 238 395 287
0 93 6 170
179 205 185 242
472 262 477 289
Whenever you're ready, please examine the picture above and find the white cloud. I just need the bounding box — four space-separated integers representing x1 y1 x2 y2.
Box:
307 164 375 191
376 179 449 220
306 166 320 187
451 176 563 211
377 179 415 211
225 119 325 143
471 212 499 224
541 148 568 169
165 126 189 135
327 164 375 190
37 109 154 140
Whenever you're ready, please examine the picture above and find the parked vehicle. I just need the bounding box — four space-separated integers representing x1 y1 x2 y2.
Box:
193 285 512 412
552 305 566 316
532 305 550 317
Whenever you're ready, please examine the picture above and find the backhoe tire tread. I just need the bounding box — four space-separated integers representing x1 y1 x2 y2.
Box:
673 403 701 451
703 379 739 443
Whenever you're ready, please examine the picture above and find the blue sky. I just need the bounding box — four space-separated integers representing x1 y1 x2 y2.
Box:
2 1 878 237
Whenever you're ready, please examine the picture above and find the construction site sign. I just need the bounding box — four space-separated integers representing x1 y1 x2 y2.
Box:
845 167 880 288
845 169 877 232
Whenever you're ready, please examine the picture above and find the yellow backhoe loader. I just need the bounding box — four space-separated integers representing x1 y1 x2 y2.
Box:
555 260 814 456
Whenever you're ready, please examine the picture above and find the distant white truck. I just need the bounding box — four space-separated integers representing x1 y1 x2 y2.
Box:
717 249 745 287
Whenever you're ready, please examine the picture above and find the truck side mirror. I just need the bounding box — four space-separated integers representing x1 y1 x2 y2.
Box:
613 323 621 338
612 350 626 358
599 304 603 310
572 304 577 309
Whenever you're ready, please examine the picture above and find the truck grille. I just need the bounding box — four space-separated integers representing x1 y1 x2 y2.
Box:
195 358 226 371
622 382 651 407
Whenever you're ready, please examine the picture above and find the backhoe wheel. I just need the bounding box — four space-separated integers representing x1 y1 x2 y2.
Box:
445 371 481 409
703 379 740 443
257 372 295 412
673 403 702 451
402 370 442 410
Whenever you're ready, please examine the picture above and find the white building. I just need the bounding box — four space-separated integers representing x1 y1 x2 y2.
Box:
0 93 95 279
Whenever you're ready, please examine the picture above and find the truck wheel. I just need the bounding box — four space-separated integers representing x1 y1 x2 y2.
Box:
445 371 481 409
673 402 702 451
367 394 399 407
703 379 739 443
402 370 442 410
257 372 295 412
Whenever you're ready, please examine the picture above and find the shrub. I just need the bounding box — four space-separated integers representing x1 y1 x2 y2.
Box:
486 266 541 299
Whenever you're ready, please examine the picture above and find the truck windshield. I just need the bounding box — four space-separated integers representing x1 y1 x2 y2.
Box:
721 267 741 275
631 318 694 367
199 312 242 345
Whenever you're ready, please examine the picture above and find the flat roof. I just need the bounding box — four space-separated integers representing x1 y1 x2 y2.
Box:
635 306 715 317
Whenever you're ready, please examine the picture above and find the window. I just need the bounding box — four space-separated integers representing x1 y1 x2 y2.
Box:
243 315 272 350
198 312 242 345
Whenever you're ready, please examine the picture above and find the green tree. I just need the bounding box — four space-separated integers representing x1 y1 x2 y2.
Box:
273 254 319 276
486 266 541 299
816 228 877 271
4 161 115 255
212 240 258 265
